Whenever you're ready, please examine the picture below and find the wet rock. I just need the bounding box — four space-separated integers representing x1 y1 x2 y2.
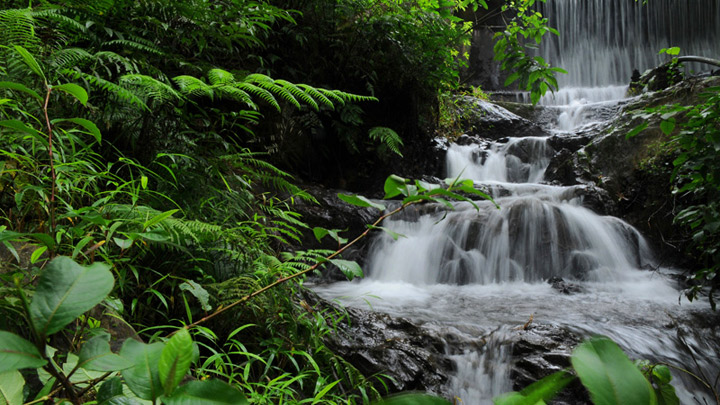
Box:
509 324 590 404
451 96 547 140
547 133 594 152
547 276 584 294
303 291 452 396
544 149 583 186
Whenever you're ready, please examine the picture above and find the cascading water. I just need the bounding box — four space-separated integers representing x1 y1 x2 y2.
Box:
313 1 720 403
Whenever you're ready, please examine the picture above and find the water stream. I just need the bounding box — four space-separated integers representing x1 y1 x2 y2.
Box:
314 1 720 403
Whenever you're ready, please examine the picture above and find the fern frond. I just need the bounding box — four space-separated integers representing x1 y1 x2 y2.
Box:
120 74 183 106
297 84 334 110
48 48 93 70
331 89 378 103
369 126 404 157
61 69 148 109
103 39 164 56
172 75 214 99
95 51 139 74
0 9 39 51
316 88 346 106
216 85 255 108
31 9 87 34
276 79 317 110
207 68 235 85
235 82 280 111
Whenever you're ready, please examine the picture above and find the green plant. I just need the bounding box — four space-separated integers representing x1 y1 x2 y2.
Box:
493 0 567 104
627 85 720 308
494 336 680 405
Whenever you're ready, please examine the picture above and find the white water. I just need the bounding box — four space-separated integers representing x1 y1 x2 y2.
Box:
315 132 719 404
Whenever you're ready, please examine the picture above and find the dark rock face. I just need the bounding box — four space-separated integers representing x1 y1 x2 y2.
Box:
304 292 452 396
452 96 547 140
510 324 591 405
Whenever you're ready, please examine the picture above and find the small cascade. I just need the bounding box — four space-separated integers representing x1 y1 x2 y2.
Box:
446 138 553 184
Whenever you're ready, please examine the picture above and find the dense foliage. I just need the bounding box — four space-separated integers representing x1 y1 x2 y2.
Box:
0 0 568 403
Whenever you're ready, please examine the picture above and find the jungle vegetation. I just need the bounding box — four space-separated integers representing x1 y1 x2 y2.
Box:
0 0 716 403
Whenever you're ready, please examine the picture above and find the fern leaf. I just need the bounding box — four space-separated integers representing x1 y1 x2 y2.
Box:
31 9 87 34
48 48 93 70
120 74 182 106
331 89 378 103
0 9 39 50
235 82 280 111
369 126 404 157
207 68 235 85
103 39 164 56
216 85 255 108
60 69 148 110
317 88 346 106
276 79 317 110
172 75 214 99
297 84 334 110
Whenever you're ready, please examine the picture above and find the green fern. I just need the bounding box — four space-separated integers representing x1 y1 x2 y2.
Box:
0 9 39 51
207 68 235 85
119 74 182 106
172 75 214 99
61 69 148 109
103 39 164 56
368 126 404 157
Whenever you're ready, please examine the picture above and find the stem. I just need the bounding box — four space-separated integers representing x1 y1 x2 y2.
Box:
180 201 415 332
45 366 80 405
43 85 56 239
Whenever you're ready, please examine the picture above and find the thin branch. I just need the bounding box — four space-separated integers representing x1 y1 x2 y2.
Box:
43 85 56 240
179 201 415 333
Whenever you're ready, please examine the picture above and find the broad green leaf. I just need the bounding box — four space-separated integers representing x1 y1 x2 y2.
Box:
120 339 164 401
313 380 340 401
179 281 212 312
97 377 124 404
493 370 574 404
375 393 452 404
660 118 676 135
0 331 47 372
113 237 133 250
0 119 40 135
53 83 88 106
102 396 145 405
337 193 386 211
330 259 363 280
159 329 193 396
666 47 681 56
164 380 248 405
384 175 409 199
52 118 101 143
0 370 24 405
626 122 648 139
143 209 179 229
78 335 133 372
29 256 114 337
0 81 43 102
367 225 406 240
13 46 46 82
312 227 348 244
30 245 47 264
656 382 679 405
571 337 657 405
652 365 672 385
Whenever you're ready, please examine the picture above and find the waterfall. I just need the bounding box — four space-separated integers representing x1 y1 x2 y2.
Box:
537 0 720 88
312 2 720 403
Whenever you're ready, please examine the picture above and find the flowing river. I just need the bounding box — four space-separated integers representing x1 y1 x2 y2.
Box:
314 0 720 403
